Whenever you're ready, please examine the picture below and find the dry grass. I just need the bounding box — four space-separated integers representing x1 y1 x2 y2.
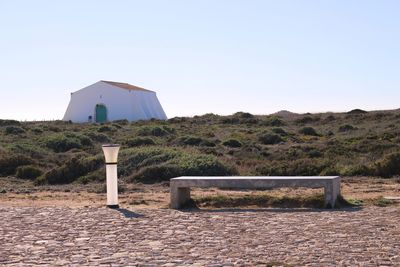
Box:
0 177 399 209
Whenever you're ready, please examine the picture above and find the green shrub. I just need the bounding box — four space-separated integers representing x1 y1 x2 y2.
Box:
5 126 25 135
374 197 395 207
132 164 182 183
43 133 92 152
112 123 123 129
125 137 156 147
226 113 258 124
113 119 129 125
137 125 175 137
233 112 254 118
53 120 72 125
347 109 367 115
307 149 323 158
199 139 216 147
120 147 236 183
0 119 20 126
178 136 216 147
295 116 321 124
168 117 187 123
299 127 319 136
270 117 284 126
261 117 285 126
0 155 33 176
320 166 340 176
324 115 336 122
258 133 283 145
178 136 202 146
162 125 176 134
6 143 48 160
32 175 45 185
77 175 91 185
65 133 92 147
339 164 371 176
31 128 44 134
77 169 105 184
44 134 82 152
271 127 287 136
222 139 242 148
243 118 260 124
98 125 115 132
256 161 288 176
176 154 236 176
132 154 236 183
373 152 400 178
194 113 220 120
220 117 240 124
339 124 356 132
381 132 396 141
119 147 181 176
288 158 327 176
40 156 103 184
16 165 43 180
85 132 111 143
44 125 62 132
257 158 327 176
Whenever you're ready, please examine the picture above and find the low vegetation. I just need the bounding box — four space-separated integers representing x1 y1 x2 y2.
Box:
1 108 400 186
193 194 355 209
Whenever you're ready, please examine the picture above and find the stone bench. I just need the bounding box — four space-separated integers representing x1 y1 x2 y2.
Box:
170 176 341 209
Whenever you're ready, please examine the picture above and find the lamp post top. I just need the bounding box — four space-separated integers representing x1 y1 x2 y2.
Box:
102 144 120 148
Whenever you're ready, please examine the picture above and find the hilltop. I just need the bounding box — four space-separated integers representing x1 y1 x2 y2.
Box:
1 108 400 189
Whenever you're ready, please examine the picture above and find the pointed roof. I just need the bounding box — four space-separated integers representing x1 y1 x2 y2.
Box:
101 80 154 93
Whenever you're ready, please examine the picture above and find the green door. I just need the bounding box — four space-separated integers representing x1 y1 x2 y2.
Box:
95 104 107 123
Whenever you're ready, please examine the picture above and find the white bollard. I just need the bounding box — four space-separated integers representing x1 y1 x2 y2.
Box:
102 144 120 209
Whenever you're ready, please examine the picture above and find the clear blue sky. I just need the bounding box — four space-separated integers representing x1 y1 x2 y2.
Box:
1 1 399 120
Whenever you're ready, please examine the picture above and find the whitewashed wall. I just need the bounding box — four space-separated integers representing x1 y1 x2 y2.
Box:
63 81 167 123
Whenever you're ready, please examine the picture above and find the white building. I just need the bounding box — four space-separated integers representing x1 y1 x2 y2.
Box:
63 80 167 123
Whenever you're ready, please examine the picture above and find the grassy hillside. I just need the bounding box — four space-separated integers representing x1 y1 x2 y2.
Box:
1 109 400 186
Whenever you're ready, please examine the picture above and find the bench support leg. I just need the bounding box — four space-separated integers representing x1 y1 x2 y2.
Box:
324 179 341 208
170 185 191 209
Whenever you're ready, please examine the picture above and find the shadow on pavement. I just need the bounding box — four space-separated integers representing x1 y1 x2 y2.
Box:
115 208 144 218
177 195 363 213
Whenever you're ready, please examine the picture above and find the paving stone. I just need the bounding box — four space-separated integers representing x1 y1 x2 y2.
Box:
0 206 399 266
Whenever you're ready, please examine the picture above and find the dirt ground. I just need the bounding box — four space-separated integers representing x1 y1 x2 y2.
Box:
0 177 399 209
1 177 400 266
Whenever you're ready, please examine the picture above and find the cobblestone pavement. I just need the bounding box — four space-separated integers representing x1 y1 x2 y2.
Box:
0 206 399 266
